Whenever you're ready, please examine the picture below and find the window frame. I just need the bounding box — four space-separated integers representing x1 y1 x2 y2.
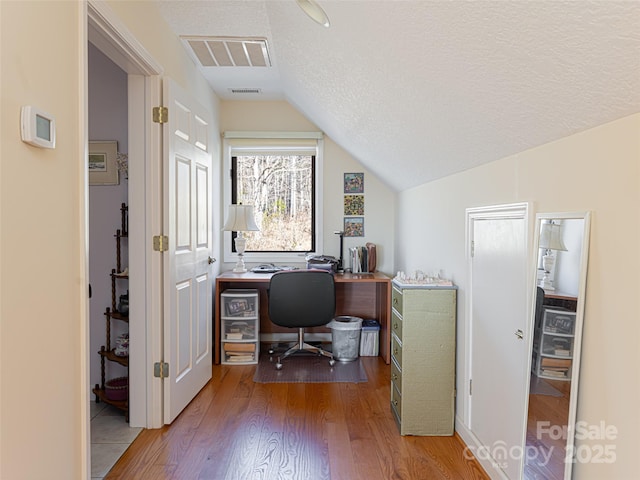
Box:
222 132 324 266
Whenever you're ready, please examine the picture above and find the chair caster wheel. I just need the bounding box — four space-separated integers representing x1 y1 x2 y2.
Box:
276 362 283 370
268 348 275 355
329 359 336 366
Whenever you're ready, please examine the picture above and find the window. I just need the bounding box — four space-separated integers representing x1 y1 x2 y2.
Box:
232 154 315 252
223 132 324 264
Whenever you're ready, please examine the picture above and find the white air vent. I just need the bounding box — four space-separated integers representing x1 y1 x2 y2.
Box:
181 36 271 67
229 88 262 95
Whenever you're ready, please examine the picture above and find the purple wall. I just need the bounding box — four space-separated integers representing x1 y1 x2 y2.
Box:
88 43 129 388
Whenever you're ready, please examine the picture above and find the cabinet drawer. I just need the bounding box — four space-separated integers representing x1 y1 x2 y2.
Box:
391 310 403 340
222 341 258 364
391 358 402 395
221 290 258 319
541 333 574 357
391 334 403 368
392 286 403 314
222 318 257 341
543 308 576 335
391 382 402 420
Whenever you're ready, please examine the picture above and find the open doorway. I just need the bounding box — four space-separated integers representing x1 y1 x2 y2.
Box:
87 2 164 475
87 40 141 478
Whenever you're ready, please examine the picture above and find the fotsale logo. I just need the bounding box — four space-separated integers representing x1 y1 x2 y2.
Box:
463 420 617 469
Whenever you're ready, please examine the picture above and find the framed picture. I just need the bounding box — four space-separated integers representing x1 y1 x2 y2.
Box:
344 172 364 193
344 195 364 215
89 141 119 185
344 217 364 237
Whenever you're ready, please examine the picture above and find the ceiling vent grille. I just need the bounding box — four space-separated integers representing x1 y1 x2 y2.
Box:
181 36 271 68
229 88 262 95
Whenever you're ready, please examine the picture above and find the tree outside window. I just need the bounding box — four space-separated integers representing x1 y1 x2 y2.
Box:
232 154 315 253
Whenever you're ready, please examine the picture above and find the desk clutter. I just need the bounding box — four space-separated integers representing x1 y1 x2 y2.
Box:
348 242 376 273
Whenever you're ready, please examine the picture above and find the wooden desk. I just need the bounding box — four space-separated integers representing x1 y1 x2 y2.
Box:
543 290 578 312
214 271 392 364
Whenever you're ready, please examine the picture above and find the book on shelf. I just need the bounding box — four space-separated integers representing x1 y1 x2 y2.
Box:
554 348 571 356
226 332 243 340
541 368 568 378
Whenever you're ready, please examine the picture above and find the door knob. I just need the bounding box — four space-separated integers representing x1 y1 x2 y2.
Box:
514 329 524 340
208 256 216 264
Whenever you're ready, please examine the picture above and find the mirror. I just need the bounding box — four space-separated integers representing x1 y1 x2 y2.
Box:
523 212 591 480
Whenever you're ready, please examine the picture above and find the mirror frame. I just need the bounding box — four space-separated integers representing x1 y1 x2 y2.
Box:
523 211 591 480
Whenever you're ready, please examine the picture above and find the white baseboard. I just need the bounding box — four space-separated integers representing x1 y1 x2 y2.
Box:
455 416 509 480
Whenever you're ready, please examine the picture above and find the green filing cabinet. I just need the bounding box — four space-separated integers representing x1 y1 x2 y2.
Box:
390 281 457 435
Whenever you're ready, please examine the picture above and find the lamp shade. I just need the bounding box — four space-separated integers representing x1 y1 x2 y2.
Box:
539 223 567 251
222 204 259 232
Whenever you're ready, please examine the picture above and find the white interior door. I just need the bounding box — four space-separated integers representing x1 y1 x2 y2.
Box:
163 78 213 423
468 204 529 479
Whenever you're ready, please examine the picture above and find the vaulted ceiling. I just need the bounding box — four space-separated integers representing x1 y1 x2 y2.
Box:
156 0 640 191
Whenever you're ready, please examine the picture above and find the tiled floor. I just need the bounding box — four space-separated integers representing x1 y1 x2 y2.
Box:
90 402 142 479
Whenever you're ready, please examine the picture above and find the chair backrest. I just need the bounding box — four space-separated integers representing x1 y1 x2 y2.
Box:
268 270 336 328
535 286 545 326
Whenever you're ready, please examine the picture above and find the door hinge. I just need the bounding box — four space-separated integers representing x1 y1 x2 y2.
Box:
153 235 168 252
153 106 168 124
469 379 472 395
154 362 169 378
470 240 475 257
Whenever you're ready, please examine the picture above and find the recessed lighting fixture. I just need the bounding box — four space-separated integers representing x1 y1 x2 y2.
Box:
296 0 330 28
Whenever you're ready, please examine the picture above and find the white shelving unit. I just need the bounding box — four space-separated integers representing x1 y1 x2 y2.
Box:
221 289 259 365
532 307 576 381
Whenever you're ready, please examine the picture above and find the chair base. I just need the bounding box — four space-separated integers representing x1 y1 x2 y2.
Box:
270 328 335 370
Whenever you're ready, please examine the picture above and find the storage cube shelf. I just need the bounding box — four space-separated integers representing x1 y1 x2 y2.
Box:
221 289 259 364
532 307 577 381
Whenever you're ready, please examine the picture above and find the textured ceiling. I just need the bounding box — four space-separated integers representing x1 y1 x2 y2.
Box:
156 0 640 191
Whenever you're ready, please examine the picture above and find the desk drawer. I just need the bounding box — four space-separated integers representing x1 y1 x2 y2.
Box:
391 334 402 369
392 286 403 314
391 310 403 340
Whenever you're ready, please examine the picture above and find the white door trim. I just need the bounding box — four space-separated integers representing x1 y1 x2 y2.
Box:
87 0 164 428
463 202 531 424
462 202 532 479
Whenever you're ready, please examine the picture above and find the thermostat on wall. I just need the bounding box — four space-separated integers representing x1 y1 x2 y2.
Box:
21 106 56 148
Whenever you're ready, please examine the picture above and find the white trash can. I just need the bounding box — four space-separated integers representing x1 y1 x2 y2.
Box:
328 316 363 362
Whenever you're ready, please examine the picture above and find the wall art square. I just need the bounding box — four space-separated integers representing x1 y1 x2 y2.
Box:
344 172 364 193
344 195 364 215
89 141 119 185
344 217 364 237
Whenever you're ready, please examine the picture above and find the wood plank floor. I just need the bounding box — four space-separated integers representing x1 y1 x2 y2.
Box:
105 356 488 480
524 377 571 480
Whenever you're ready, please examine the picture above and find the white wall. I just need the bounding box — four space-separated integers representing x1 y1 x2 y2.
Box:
1 1 221 478
219 101 396 275
554 218 584 296
1 2 88 478
396 113 640 478
88 42 129 387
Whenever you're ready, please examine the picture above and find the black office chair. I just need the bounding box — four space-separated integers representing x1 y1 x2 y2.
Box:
268 270 336 370
534 287 545 328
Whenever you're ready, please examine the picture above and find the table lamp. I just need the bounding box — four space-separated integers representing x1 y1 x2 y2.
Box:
223 204 259 273
539 221 567 290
